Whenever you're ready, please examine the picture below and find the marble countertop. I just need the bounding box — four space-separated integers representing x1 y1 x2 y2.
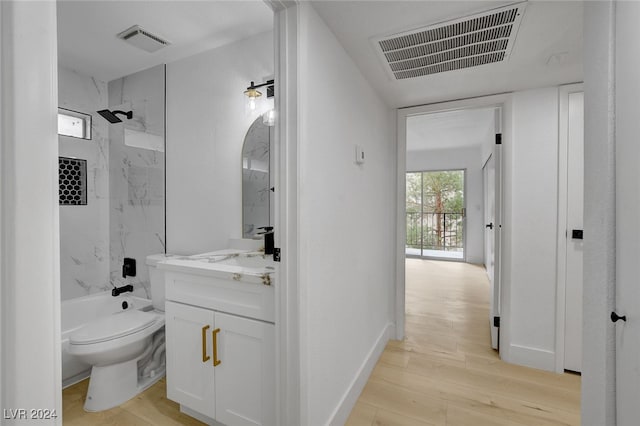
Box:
157 249 275 286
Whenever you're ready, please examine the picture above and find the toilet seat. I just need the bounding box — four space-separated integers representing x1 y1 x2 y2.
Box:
70 310 158 345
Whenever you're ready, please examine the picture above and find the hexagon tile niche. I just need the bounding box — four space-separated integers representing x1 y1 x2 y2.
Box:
59 157 87 205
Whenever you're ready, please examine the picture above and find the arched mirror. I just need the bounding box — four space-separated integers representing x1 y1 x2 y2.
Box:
242 117 272 238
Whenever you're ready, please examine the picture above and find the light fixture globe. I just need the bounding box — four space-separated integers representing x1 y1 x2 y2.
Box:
244 83 263 111
243 87 262 99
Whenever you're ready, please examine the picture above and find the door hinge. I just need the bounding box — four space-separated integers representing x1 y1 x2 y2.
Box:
273 248 281 262
493 316 500 327
495 133 502 145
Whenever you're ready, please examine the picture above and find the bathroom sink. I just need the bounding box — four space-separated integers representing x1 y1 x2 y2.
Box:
195 253 274 269
160 249 276 322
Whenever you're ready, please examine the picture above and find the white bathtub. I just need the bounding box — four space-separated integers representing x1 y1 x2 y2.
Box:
61 291 153 388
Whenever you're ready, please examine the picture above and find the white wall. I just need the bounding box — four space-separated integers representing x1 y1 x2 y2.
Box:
503 87 560 370
0 1 62 420
406 146 485 264
58 66 111 300
166 32 273 255
298 4 396 424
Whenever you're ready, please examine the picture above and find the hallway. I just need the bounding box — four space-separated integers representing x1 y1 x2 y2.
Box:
346 259 581 426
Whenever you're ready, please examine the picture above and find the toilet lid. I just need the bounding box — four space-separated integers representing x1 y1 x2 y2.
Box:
70 310 157 345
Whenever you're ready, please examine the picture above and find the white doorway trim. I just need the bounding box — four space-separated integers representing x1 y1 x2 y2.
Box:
267 1 300 425
395 94 509 342
555 83 584 373
0 1 62 420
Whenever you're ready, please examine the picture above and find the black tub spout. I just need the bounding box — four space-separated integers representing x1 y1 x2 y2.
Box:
112 284 133 297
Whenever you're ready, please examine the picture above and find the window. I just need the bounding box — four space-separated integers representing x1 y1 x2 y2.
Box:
406 169 465 260
58 108 91 139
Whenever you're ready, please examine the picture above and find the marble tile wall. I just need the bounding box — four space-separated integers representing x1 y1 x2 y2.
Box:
108 65 166 300
58 66 112 300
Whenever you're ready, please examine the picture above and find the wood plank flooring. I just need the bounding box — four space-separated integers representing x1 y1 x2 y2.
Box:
345 259 581 426
62 377 205 425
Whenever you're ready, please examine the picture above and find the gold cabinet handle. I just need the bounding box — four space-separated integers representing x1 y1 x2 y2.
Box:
202 325 210 363
212 328 221 366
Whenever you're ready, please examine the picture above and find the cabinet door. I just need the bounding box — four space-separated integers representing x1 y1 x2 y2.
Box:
214 312 275 426
165 301 216 419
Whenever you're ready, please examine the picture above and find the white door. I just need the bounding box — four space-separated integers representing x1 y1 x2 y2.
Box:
616 3 640 423
214 311 276 426
483 152 497 349
563 92 584 373
483 126 502 351
165 301 216 419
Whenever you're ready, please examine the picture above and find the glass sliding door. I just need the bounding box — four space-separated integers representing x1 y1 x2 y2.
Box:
405 170 465 260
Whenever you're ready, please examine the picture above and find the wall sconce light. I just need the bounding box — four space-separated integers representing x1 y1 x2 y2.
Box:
244 79 274 112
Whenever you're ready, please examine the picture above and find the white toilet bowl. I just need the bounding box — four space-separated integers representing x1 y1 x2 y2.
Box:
68 254 174 412
68 309 165 412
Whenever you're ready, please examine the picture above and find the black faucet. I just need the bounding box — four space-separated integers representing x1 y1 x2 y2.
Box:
114 257 136 297
112 284 133 297
257 226 274 255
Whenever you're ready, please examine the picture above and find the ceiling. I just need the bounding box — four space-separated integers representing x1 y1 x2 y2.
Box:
406 108 495 151
57 1 273 82
311 0 583 108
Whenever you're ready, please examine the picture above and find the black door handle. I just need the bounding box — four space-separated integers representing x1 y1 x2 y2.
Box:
486 223 494 230
611 311 627 323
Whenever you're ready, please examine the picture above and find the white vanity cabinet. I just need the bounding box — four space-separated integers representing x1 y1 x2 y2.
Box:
165 301 216 418
162 262 276 426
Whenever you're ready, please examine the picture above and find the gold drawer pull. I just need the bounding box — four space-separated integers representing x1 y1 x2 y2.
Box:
213 328 221 366
202 325 210 363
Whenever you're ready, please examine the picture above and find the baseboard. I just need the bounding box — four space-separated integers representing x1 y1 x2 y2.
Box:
180 406 221 426
327 322 393 426
508 343 555 372
62 369 90 389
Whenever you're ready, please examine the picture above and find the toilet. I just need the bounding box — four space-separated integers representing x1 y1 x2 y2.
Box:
68 254 173 412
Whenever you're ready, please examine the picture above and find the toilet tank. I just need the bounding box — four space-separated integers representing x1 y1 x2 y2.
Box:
146 254 178 312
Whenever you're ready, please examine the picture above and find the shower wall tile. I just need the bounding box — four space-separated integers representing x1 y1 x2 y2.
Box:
108 65 165 300
58 66 111 300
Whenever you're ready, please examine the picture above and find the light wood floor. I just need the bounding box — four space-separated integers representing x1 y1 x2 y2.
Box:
345 259 581 426
62 377 204 425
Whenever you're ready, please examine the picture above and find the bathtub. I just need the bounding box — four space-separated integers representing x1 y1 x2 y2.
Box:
61 291 153 388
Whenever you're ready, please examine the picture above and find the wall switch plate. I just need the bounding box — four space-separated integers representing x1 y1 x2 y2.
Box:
355 145 365 164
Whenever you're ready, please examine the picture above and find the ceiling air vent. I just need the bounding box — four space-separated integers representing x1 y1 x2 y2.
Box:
117 25 171 53
374 2 526 80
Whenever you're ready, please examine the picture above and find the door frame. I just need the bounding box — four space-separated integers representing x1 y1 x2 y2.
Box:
269 2 301 424
0 0 62 419
555 83 584 373
395 94 508 341
405 168 467 262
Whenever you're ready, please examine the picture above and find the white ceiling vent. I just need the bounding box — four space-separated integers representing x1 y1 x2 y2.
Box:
117 25 171 53
374 2 526 80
